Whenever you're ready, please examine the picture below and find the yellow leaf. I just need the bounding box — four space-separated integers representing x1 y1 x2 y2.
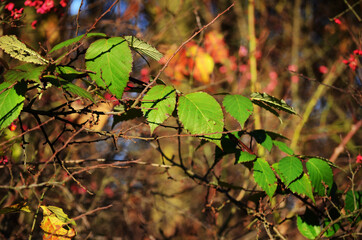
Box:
0 202 31 214
40 206 76 240
187 45 214 83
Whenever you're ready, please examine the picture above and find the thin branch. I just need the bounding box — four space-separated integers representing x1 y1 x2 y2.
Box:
0 117 55 148
343 0 361 21
54 0 120 63
72 204 113 221
329 120 362 163
75 0 84 36
315 208 362 239
329 0 361 21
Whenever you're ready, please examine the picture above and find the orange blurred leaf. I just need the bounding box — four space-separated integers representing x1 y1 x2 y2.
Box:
204 31 229 63
187 45 214 83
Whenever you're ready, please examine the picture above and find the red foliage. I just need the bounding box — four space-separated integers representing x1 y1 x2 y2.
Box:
318 65 328 74
334 18 342 25
0 156 9 165
357 154 362 164
9 122 17 131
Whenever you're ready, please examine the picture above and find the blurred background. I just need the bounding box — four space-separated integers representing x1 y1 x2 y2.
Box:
0 0 361 239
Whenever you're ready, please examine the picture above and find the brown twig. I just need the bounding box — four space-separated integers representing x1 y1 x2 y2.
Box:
0 82 17 95
75 0 84 36
54 0 120 63
329 120 362 163
315 208 362 239
72 204 113 221
0 117 55 148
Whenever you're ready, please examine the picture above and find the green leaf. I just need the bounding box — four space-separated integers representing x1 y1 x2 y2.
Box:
236 150 257 163
223 94 253 128
273 140 294 155
47 206 76 226
345 190 362 224
323 218 340 238
55 66 88 81
49 33 107 54
297 209 321 239
306 158 333 196
278 156 303 186
141 85 176 134
44 75 94 102
124 36 163 61
265 131 289 141
251 92 296 115
4 63 46 84
250 130 273 151
253 158 277 198
251 92 296 122
85 37 133 99
0 81 26 130
274 163 314 201
288 173 315 202
252 100 282 121
0 35 48 65
296 155 338 169
345 190 362 214
178 92 224 147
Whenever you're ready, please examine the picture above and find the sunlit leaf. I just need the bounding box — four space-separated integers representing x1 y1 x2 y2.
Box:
49 33 107 54
274 163 314 201
4 63 46 84
178 92 223 147
124 36 163 61
278 156 303 185
253 158 277 198
251 92 296 122
288 173 315 202
47 206 76 226
141 85 176 134
273 140 294 155
0 35 48 65
297 209 321 239
266 131 289 140
0 81 26 130
306 158 333 196
44 75 94 102
236 150 257 163
223 94 253 128
55 66 88 81
85 37 133 99
40 206 76 240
